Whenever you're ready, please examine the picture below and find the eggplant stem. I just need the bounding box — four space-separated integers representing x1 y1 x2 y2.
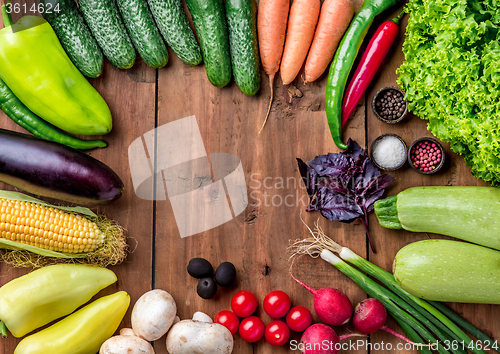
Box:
381 326 431 346
0 321 7 338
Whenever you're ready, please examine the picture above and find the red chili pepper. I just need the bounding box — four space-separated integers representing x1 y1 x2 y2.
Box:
341 10 405 128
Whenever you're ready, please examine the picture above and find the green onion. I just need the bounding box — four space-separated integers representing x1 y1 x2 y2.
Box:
321 250 450 354
428 300 500 354
394 317 433 354
339 247 484 354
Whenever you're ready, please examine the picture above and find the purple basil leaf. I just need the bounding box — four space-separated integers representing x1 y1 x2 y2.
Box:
316 189 363 221
297 158 317 198
308 153 351 179
341 139 364 160
318 177 350 194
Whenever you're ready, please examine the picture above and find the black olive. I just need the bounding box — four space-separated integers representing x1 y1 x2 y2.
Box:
214 262 237 287
197 278 218 299
187 258 213 279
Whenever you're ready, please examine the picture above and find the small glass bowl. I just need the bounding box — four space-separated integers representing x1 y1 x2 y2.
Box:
370 133 407 171
372 86 408 124
407 137 445 175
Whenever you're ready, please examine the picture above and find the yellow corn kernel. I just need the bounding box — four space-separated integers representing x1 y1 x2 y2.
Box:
0 199 104 253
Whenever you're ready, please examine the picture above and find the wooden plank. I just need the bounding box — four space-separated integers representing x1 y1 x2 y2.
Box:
366 8 500 353
153 0 367 353
0 0 156 350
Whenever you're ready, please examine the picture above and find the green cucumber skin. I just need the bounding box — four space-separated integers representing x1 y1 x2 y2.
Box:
186 0 232 87
116 0 168 68
394 239 500 304
78 0 136 69
226 0 260 95
377 186 500 250
147 0 202 66
41 0 104 78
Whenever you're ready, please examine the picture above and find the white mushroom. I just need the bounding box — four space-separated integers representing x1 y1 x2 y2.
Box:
119 328 136 336
100 335 155 354
166 312 233 354
132 289 177 341
192 311 213 323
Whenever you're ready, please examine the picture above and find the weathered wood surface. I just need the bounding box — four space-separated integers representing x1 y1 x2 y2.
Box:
0 0 498 353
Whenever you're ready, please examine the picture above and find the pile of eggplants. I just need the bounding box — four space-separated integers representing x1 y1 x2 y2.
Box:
0 129 123 205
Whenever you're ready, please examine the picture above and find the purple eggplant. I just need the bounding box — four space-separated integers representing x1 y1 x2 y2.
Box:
0 128 123 205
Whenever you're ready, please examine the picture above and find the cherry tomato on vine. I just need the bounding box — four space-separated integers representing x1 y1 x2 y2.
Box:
214 310 239 335
239 316 265 343
265 320 291 346
231 290 258 317
286 306 313 332
263 290 291 319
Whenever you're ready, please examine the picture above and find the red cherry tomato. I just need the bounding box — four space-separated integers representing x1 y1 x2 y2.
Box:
239 316 265 343
231 290 258 317
214 310 240 335
286 306 313 332
265 320 291 346
263 290 291 319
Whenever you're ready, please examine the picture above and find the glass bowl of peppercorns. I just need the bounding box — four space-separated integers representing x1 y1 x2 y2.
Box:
372 86 408 124
408 137 446 174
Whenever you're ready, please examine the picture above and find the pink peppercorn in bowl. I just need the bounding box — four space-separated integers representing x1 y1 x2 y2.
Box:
407 137 445 175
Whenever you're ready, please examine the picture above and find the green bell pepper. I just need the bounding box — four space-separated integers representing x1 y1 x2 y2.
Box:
0 6 112 136
0 264 117 338
14 291 130 354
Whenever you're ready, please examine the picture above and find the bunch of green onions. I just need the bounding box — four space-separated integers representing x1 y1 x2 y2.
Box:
289 222 498 354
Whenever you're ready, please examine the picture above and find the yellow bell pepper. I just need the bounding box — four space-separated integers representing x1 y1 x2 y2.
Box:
0 264 117 338
14 291 130 354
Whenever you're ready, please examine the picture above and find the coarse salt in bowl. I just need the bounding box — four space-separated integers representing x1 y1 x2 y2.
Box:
370 134 407 171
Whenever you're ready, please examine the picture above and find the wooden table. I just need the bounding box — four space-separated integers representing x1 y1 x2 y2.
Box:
1 1 499 353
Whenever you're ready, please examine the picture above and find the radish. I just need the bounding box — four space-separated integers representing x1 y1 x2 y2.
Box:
300 324 360 354
290 272 352 326
300 324 339 354
353 298 427 345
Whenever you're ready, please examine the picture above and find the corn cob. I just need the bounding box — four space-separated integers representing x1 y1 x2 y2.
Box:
0 199 105 253
0 190 126 268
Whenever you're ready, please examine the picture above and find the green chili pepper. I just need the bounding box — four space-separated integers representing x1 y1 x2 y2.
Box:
0 6 112 136
0 78 106 150
14 291 130 354
325 0 402 149
0 264 117 338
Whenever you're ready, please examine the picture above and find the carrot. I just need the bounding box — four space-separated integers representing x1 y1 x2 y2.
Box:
304 0 354 83
257 0 289 133
280 0 321 86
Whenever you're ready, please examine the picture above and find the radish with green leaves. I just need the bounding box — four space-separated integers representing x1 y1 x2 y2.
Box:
290 272 352 326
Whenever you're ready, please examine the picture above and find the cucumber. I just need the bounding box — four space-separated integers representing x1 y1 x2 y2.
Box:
393 239 500 304
116 0 168 68
186 0 232 87
147 0 202 66
374 186 500 251
226 0 260 95
41 0 103 78
77 0 136 69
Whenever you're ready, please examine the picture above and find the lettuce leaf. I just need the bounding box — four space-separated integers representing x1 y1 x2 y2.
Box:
397 0 500 185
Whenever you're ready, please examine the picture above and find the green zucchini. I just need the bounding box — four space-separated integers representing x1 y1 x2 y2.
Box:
186 0 232 87
77 0 136 69
116 0 168 68
374 186 500 251
226 0 260 95
147 0 202 66
41 0 103 78
393 239 500 304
